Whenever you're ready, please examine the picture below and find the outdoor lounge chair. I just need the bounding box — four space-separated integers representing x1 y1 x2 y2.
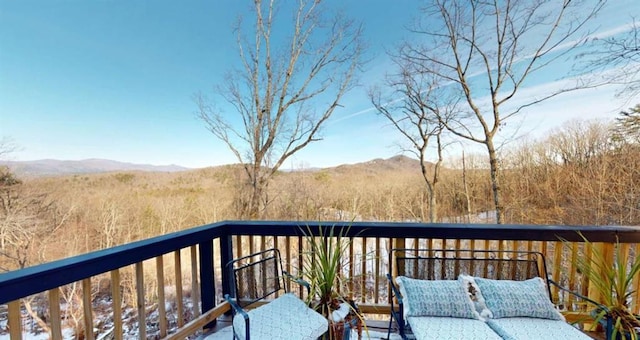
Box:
224 248 328 340
386 249 592 340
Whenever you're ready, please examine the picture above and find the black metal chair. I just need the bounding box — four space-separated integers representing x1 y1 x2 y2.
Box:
224 248 328 340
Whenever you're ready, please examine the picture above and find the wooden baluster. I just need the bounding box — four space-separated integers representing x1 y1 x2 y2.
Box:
497 239 506 279
8 300 21 340
549 241 562 304
81 278 95 340
393 237 405 278
566 243 580 310
632 244 640 314
49 288 63 340
135 263 146 339
174 250 184 328
361 237 367 304
470 239 476 276
235 235 243 259
349 238 355 300
249 236 255 259
587 243 614 306
298 236 304 297
375 237 381 303
156 255 167 337
454 239 461 277
111 269 123 339
190 245 201 318
285 236 291 292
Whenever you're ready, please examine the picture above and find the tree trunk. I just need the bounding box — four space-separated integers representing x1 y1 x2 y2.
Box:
421 161 437 223
428 188 437 223
462 151 472 223
486 139 504 224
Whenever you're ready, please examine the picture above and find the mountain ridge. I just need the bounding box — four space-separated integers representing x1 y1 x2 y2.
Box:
0 158 189 177
0 155 427 177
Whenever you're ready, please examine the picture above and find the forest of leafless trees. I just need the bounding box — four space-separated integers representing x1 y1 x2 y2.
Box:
1 110 639 274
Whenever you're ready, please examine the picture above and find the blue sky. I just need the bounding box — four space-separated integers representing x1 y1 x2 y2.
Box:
1 1 638 169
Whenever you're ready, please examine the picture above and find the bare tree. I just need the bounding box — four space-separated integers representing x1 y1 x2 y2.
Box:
583 20 640 99
196 0 364 218
369 62 450 222
401 0 605 223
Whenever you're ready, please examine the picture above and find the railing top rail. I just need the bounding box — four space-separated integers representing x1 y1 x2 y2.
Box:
0 221 228 304
1 220 639 304
221 220 640 243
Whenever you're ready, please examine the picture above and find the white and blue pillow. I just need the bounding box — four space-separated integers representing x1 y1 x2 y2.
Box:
472 277 564 320
395 276 481 320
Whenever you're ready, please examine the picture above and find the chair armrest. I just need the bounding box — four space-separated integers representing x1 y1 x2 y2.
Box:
225 294 250 320
283 270 311 295
547 279 609 313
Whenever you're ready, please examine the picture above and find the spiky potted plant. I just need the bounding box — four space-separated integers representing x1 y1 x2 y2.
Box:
300 225 364 340
563 235 640 340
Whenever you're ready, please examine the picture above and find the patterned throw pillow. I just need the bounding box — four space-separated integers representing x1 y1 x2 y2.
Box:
473 277 565 320
395 276 480 320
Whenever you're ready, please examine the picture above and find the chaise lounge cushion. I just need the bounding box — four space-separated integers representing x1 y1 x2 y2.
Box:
473 277 564 320
486 317 593 340
407 316 503 340
232 293 328 340
395 276 481 320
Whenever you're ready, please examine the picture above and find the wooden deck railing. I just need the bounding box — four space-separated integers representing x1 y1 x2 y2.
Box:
1 221 639 339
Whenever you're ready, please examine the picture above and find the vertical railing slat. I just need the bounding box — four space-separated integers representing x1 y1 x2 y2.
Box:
174 249 185 328
361 237 367 304
582 242 592 298
156 255 167 337
632 244 640 313
111 269 123 340
567 242 579 308
8 300 22 340
454 239 461 277
49 288 63 340
135 262 146 339
285 236 291 292
82 278 94 340
349 238 355 298
190 245 201 318
374 237 381 303
298 236 304 297
550 242 562 304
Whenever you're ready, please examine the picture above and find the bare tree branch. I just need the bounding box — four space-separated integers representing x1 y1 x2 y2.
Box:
401 0 606 223
196 0 364 218
369 59 453 222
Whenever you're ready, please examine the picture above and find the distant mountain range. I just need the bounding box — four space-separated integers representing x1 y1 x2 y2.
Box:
0 159 189 176
0 155 425 177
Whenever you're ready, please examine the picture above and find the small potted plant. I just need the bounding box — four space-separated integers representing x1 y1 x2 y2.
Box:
565 235 640 340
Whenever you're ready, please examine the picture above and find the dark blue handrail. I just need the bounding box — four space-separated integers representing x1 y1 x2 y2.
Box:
1 220 639 309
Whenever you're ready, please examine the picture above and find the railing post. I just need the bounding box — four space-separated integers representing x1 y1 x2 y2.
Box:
220 233 234 297
199 240 215 330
